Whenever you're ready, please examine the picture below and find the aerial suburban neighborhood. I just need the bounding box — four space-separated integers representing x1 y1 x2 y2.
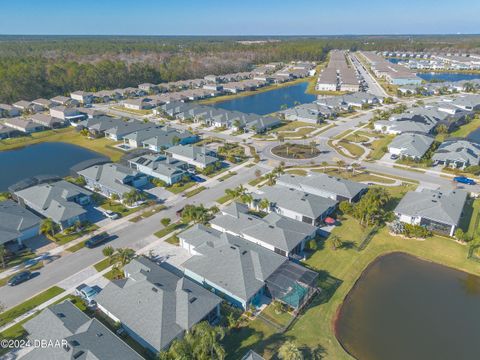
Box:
1 2 480 360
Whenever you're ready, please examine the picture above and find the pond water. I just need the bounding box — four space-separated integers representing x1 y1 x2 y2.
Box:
467 127 480 143
0 142 106 191
335 252 480 360
212 81 316 115
417 72 480 82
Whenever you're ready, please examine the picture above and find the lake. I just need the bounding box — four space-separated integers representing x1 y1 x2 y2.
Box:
417 72 480 82
335 252 480 360
0 142 107 191
467 127 480 143
212 81 316 115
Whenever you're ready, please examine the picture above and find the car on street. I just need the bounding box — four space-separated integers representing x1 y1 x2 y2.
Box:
85 232 110 248
75 283 99 306
8 271 32 286
102 210 120 220
453 176 476 185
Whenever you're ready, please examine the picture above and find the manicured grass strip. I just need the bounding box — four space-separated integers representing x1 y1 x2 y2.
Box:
338 140 365 158
216 194 233 205
154 222 186 239
218 171 237 182
110 105 152 115
366 134 395 160
100 201 146 218
450 115 480 138
165 234 180 246
0 262 44 288
93 258 112 272
184 186 206 198
166 181 196 194
0 286 64 328
54 224 99 245
392 165 425 173
286 169 308 176
248 177 265 187
66 241 86 253
130 205 166 222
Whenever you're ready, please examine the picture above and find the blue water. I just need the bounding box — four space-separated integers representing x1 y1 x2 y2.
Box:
387 58 403 64
467 127 480 143
0 142 106 190
417 72 480 82
213 81 316 115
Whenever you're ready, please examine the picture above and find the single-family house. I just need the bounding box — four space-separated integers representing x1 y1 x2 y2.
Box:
3 118 43 134
96 257 221 353
15 180 92 230
78 163 148 199
0 104 21 117
394 189 467 236
123 126 198 151
23 300 143 360
432 140 480 169
0 200 41 247
210 202 318 257
387 132 435 160
30 113 65 128
165 145 219 169
70 91 94 104
276 173 368 203
128 154 188 185
50 106 84 122
254 185 338 226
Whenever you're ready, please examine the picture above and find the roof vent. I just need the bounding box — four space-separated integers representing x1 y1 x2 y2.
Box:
152 287 158 292
57 313 65 318
96 333 103 338
154 282 162 287
230 246 237 250
242 250 247 255
269 225 274 229
73 351 85 359
189 297 197 304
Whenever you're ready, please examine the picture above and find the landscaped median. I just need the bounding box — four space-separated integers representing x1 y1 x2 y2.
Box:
184 186 206 198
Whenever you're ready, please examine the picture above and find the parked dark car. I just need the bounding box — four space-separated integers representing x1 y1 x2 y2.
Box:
453 176 476 185
85 232 110 248
8 271 32 286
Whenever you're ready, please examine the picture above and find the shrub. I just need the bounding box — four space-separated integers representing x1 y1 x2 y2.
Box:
403 223 432 238
160 218 171 227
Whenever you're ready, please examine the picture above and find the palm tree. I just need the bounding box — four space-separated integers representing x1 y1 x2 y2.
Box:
112 248 135 267
110 193 120 202
310 140 317 154
321 161 329 172
278 341 303 360
258 198 270 212
240 193 254 206
0 245 6 269
40 218 57 238
330 235 343 250
336 159 346 172
102 246 115 260
191 322 226 360
273 165 285 176
351 162 361 175
123 190 146 206
265 172 277 186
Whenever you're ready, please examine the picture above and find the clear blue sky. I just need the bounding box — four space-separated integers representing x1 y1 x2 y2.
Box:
0 0 479 35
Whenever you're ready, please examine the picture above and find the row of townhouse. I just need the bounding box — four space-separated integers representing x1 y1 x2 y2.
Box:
361 51 422 85
316 50 360 92
158 102 282 133
398 79 480 97
281 92 382 123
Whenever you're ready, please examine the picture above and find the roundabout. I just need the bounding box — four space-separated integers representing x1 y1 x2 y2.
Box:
270 143 321 160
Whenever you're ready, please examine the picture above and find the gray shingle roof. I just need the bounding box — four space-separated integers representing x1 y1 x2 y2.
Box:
0 200 41 245
78 163 139 196
14 180 91 224
255 185 337 219
395 189 467 226
181 225 287 303
165 145 218 166
388 132 434 158
129 154 187 178
432 139 480 166
23 300 143 360
96 257 221 352
276 173 367 201
211 202 317 253
242 350 265 360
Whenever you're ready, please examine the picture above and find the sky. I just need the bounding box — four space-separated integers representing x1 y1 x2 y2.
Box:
0 0 479 36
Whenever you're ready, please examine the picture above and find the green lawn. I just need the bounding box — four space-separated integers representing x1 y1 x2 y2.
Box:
260 304 293 328
337 140 365 158
54 224 99 245
218 171 238 182
344 133 370 143
110 105 152 115
166 181 196 194
311 168 396 185
225 224 480 359
285 169 308 176
165 234 180 246
248 177 265 187
0 250 37 274
65 241 87 253
154 222 186 238
450 116 480 138
0 128 124 161
100 201 145 218
129 205 166 223
216 193 234 204
366 134 395 160
93 257 112 272
184 186 206 198
0 286 64 328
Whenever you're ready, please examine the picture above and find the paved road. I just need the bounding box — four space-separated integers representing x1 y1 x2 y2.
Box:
350 52 389 98
0 164 263 309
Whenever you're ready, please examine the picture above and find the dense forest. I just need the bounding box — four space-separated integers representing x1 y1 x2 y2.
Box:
1 35 479 103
